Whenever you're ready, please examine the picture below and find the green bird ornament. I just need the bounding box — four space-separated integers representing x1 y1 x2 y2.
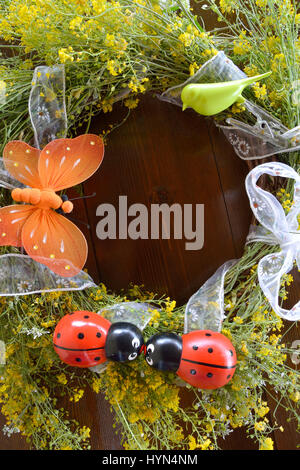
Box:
181 71 271 116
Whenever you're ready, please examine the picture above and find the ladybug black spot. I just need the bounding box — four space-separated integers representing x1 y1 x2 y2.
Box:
227 374 231 379
193 345 198 350
229 350 233 356
75 357 81 362
84 315 89 319
96 332 101 338
77 333 84 339
190 369 196 375
57 333 61 339
205 333 211 337
94 357 100 361
208 348 213 353
207 373 213 378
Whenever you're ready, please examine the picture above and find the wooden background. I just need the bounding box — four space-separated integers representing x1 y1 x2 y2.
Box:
0 94 299 450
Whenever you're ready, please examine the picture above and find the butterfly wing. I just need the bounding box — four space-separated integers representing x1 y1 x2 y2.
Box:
0 205 36 247
21 209 88 277
38 134 104 191
3 141 42 188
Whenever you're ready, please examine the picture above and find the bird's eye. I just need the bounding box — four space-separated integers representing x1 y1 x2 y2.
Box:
146 356 153 366
147 343 154 354
132 338 140 349
128 352 138 361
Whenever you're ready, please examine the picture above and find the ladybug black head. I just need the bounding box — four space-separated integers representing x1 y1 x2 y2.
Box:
145 332 182 371
105 322 144 362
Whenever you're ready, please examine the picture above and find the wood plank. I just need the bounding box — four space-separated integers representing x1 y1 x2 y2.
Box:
85 95 250 303
206 119 252 255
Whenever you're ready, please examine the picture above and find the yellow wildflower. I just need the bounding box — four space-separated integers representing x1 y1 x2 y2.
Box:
253 83 267 101
289 391 300 402
58 48 74 63
233 31 251 55
259 437 274 450
233 316 243 324
124 98 139 109
219 0 236 13
188 435 198 450
178 32 193 48
200 439 212 450
56 373 67 385
254 421 267 431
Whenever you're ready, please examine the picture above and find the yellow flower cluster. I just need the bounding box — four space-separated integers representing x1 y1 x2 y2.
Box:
0 0 218 122
276 188 294 213
253 83 267 101
233 31 252 56
219 0 237 13
219 0 299 127
98 358 180 448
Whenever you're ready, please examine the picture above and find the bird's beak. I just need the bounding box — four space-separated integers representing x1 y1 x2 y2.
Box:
182 104 187 111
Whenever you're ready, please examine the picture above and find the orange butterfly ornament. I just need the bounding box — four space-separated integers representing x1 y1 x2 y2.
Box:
0 134 104 277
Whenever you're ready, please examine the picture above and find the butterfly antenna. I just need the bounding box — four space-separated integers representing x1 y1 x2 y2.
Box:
69 192 97 202
66 215 91 230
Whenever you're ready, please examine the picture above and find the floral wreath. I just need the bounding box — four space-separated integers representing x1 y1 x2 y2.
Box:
0 0 299 451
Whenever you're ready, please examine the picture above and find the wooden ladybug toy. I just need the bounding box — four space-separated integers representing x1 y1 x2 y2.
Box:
53 310 145 368
144 330 236 390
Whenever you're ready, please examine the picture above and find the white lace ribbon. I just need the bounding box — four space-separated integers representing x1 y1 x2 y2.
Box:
219 101 300 160
0 158 23 190
0 254 96 296
184 260 237 333
29 64 67 149
246 162 300 320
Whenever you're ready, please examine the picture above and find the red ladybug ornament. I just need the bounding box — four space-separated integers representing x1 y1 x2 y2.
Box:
145 329 236 390
53 311 111 368
53 310 145 368
177 330 236 389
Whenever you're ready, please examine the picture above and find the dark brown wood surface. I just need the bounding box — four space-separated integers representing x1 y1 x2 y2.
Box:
0 94 299 450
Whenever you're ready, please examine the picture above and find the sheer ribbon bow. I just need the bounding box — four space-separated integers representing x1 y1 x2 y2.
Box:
246 162 300 320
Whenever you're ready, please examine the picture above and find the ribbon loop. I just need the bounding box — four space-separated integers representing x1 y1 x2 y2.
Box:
184 260 237 333
29 64 67 149
0 254 96 296
98 302 152 331
246 162 300 320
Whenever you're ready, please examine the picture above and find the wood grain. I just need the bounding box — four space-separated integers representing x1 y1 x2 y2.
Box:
86 96 251 300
